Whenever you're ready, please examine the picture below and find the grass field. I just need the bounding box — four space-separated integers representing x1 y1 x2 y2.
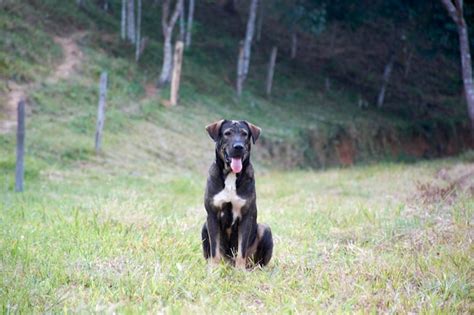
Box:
1 139 473 312
1 1 473 313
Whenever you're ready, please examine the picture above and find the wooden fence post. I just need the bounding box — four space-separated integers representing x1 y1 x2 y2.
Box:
236 41 245 98
15 100 25 192
170 41 184 106
95 72 108 152
265 46 278 97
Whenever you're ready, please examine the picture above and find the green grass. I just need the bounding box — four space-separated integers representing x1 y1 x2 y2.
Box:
0 14 61 84
1 146 473 312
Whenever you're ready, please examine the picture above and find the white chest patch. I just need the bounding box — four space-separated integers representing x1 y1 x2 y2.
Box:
213 173 246 222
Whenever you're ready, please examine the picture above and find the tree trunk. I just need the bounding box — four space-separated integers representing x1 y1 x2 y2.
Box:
241 0 259 79
158 0 184 87
127 0 136 44
441 0 474 129
158 34 173 87
121 0 126 40
256 0 263 42
403 48 413 78
458 22 474 128
236 41 244 97
291 31 297 59
135 0 142 61
265 46 278 97
185 0 195 48
377 53 395 108
170 41 184 106
179 3 186 41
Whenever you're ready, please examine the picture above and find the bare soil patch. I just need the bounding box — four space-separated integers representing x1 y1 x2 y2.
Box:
0 32 86 134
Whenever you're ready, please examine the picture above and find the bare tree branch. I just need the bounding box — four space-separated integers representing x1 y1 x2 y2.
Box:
441 0 460 24
455 0 463 14
158 0 184 87
168 0 183 33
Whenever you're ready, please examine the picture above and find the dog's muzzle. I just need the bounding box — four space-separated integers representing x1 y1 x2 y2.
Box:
226 142 245 173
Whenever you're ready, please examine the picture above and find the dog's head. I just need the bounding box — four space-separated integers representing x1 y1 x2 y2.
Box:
206 120 261 174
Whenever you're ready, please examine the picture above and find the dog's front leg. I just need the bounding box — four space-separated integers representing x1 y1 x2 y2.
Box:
206 212 222 265
236 214 255 269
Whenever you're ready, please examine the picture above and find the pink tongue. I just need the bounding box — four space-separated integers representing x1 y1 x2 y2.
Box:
230 158 242 173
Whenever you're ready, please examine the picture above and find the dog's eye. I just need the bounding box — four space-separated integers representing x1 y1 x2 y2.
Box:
224 130 232 136
241 131 248 137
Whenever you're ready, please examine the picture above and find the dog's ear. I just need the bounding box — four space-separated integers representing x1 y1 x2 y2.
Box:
243 121 261 144
206 120 226 142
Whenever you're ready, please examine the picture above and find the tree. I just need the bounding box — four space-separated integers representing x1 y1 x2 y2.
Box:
135 0 142 61
290 31 297 59
265 46 278 97
242 0 259 77
127 0 136 44
376 52 395 108
179 2 186 41
441 0 474 129
157 0 184 87
277 1 326 60
236 0 259 97
121 0 126 40
256 0 264 42
185 0 195 48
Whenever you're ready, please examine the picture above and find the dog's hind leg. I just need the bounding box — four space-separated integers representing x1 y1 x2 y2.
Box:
201 222 210 259
253 224 273 266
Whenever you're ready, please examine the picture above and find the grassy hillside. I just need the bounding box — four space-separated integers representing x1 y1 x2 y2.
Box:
0 1 473 312
1 1 471 169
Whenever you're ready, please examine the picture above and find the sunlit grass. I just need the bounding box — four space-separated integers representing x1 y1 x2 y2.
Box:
1 145 472 312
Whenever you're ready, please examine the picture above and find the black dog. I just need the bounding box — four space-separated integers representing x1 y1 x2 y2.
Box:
201 120 273 269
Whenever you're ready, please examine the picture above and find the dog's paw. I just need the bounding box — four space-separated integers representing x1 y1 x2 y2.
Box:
207 259 223 275
235 257 247 270
207 256 221 269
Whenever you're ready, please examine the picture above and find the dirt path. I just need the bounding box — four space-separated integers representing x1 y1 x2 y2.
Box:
51 32 85 82
0 32 86 134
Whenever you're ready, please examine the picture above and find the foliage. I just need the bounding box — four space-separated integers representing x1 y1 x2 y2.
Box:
277 0 327 34
0 7 62 82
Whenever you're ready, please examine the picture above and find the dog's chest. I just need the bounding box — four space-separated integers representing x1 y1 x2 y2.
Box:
213 173 246 222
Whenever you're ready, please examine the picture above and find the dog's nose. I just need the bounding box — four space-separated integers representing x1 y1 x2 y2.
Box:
233 143 244 151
